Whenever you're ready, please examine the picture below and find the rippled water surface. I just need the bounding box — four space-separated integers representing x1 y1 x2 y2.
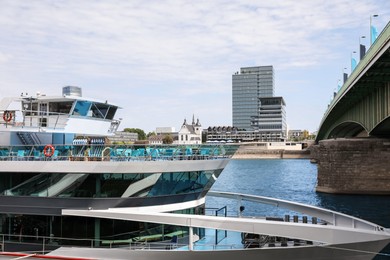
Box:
207 159 390 227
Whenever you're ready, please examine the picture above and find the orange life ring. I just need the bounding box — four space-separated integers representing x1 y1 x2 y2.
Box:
3 111 12 122
43 144 55 157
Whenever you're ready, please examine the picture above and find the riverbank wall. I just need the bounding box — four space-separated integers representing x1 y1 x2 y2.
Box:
232 145 311 159
312 138 390 195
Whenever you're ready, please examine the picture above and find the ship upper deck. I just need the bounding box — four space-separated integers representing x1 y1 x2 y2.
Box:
0 89 121 135
0 143 238 163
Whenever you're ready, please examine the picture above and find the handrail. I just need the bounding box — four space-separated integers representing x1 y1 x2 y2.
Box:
63 199 390 245
1 108 118 130
207 191 384 231
1 109 69 129
0 233 242 254
0 144 238 162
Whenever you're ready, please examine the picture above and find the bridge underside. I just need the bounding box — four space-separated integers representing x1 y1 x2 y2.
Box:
327 115 390 139
327 122 367 138
324 82 390 139
371 117 390 137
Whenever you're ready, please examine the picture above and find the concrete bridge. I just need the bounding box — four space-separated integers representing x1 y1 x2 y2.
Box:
313 21 390 194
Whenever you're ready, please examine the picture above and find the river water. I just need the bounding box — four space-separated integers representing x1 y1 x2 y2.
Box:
207 159 390 227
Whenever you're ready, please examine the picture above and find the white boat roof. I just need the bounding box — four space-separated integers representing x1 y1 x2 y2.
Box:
28 94 119 106
0 94 121 111
0 97 18 111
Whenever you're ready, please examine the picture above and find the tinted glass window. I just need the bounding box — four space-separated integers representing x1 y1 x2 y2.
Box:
73 101 91 116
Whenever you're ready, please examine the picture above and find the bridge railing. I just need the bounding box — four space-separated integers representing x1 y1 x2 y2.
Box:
317 21 390 139
333 21 390 108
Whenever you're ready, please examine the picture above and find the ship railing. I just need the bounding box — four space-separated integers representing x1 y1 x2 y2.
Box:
108 119 121 133
123 241 242 250
1 109 69 130
208 191 386 232
0 233 242 254
0 144 239 162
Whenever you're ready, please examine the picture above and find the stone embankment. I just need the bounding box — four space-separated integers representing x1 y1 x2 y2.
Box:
312 138 390 195
232 145 311 159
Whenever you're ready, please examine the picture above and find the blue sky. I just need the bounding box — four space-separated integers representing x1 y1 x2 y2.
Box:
0 0 389 133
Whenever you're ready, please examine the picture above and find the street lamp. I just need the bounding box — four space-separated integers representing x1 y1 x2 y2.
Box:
359 35 366 45
359 36 366 60
370 14 379 45
342 67 348 84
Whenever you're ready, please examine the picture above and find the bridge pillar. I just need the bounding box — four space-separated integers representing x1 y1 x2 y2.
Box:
313 138 390 194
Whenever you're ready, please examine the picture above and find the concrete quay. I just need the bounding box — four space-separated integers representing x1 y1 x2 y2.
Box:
232 143 311 159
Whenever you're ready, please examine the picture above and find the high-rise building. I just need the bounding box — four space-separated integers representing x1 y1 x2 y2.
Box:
232 66 274 130
250 97 287 141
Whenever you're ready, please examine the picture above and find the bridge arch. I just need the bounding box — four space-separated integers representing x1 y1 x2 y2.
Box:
370 116 390 138
327 121 368 139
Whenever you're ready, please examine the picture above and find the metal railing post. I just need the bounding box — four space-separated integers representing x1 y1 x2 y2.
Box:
42 237 45 255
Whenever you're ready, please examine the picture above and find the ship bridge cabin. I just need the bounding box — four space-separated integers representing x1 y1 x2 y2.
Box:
0 87 121 146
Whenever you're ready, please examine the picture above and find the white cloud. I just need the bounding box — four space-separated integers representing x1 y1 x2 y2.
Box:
0 52 11 63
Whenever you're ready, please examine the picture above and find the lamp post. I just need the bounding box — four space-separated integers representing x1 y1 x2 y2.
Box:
359 35 366 45
370 14 379 45
342 67 348 84
359 36 366 60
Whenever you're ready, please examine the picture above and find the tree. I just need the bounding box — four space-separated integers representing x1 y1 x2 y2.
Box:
147 132 156 138
162 134 173 144
303 130 309 140
124 128 146 140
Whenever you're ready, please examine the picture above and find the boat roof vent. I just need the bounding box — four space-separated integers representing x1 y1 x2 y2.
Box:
63 86 82 97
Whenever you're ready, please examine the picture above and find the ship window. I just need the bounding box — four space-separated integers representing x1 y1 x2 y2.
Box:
91 103 115 119
91 103 108 119
39 118 47 127
106 106 117 120
23 102 38 116
73 101 91 116
39 103 48 116
49 102 73 115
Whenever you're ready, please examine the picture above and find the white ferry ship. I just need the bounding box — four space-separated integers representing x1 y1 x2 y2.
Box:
0 87 389 259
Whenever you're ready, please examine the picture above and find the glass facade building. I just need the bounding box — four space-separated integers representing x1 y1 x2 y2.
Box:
232 66 274 130
250 97 287 141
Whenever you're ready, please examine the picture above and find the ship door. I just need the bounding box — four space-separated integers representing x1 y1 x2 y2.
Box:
39 102 48 127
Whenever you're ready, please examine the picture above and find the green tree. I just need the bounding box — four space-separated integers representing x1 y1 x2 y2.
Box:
303 130 309 140
124 128 146 140
162 134 173 144
147 132 156 138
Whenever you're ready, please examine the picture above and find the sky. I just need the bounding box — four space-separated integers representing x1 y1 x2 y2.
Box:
0 0 389 134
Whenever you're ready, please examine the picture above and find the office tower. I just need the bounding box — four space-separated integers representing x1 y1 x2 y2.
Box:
250 97 287 141
232 66 274 130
